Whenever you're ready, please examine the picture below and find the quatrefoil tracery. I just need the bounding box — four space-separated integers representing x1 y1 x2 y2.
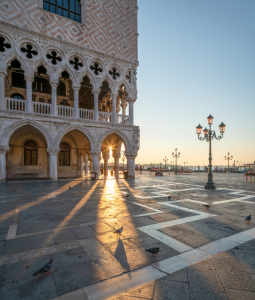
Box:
0 37 11 53
46 51 62 65
90 63 102 75
109 68 120 80
69 57 83 71
21 44 38 59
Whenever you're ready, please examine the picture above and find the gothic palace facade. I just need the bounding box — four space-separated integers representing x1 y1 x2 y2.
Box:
0 0 139 180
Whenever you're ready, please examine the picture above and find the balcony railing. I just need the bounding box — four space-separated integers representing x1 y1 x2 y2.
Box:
58 105 73 117
33 102 51 115
4 98 131 126
6 98 26 112
99 111 112 123
79 108 93 120
117 114 129 124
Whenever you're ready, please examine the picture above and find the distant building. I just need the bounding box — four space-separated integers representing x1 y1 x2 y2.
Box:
0 0 140 180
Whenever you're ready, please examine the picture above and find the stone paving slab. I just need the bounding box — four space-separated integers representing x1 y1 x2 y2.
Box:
0 172 255 299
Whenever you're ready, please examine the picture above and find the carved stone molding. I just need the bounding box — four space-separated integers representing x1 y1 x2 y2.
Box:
90 151 101 158
0 146 9 154
125 152 137 159
24 75 34 82
47 148 60 155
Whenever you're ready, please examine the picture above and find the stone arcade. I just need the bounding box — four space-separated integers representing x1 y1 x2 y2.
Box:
0 0 139 181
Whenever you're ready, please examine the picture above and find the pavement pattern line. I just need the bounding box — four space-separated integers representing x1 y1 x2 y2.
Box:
50 227 255 300
11 199 163 239
6 208 20 240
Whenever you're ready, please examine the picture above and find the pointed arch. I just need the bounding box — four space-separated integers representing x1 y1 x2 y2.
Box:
55 65 77 85
98 77 116 94
77 71 97 91
54 124 95 149
97 129 132 152
4 53 30 75
31 59 53 79
0 120 52 148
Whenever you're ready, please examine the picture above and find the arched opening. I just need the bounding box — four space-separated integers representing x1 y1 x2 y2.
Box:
5 60 26 110
117 84 129 123
101 132 127 178
32 65 51 114
58 71 73 106
79 76 94 109
57 129 91 178
7 125 49 179
98 80 112 122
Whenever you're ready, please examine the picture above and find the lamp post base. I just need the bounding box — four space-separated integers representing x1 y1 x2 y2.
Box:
205 181 216 189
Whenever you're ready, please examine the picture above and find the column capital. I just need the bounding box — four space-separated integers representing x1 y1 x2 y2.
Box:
50 81 59 87
127 97 136 104
93 89 101 95
90 150 101 158
113 153 121 160
24 75 34 82
72 84 81 91
111 93 118 99
0 70 7 77
125 152 137 159
47 148 60 155
0 146 9 154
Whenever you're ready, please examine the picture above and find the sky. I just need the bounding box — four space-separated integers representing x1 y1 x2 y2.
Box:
135 0 255 167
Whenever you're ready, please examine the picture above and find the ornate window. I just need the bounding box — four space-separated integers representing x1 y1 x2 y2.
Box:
59 142 70 166
24 140 37 165
43 0 81 23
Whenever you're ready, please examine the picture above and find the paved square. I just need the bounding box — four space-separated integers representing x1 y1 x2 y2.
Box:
0 172 255 300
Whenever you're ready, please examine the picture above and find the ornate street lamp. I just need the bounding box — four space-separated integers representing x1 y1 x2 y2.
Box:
172 148 180 174
225 152 233 173
163 157 168 170
196 115 226 189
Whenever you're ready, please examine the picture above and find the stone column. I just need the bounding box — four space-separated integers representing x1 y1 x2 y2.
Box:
0 72 6 110
77 149 82 177
25 75 34 113
0 146 9 181
84 152 89 175
103 151 110 178
91 151 101 176
113 152 121 178
47 148 59 180
73 85 80 118
93 90 100 121
81 0 86 25
111 93 117 123
50 81 58 116
127 98 135 126
125 153 137 179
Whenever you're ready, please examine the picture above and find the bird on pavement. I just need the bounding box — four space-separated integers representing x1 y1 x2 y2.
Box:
203 205 211 209
124 195 129 198
168 196 171 200
69 186 72 189
146 247 160 256
33 259 53 277
245 215 251 222
114 227 123 234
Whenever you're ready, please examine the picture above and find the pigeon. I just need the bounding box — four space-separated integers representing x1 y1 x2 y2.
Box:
168 196 171 200
203 205 211 209
33 259 53 277
124 194 130 198
69 186 72 189
114 227 123 234
146 247 160 256
245 215 251 222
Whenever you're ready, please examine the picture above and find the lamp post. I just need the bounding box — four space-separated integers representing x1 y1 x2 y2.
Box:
121 156 125 170
172 149 180 174
196 115 226 189
184 162 188 170
163 157 168 170
225 152 233 173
